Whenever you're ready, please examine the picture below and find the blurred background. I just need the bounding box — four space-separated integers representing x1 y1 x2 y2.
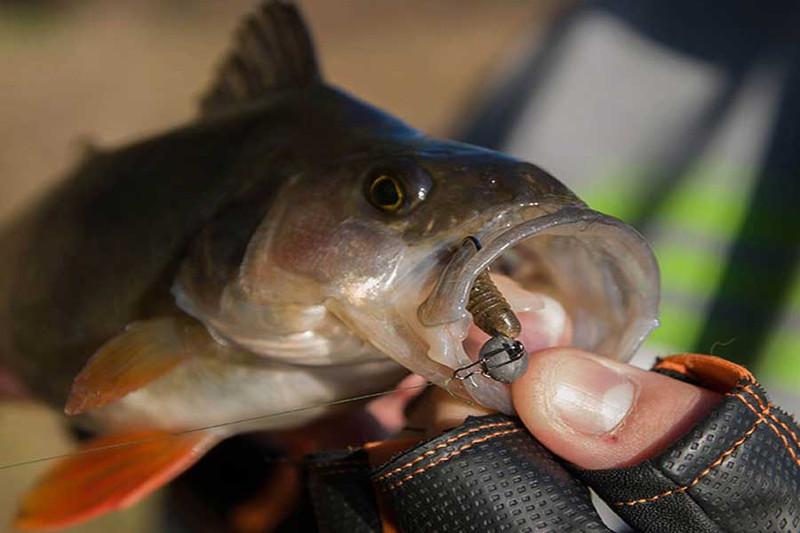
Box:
1 0 799 531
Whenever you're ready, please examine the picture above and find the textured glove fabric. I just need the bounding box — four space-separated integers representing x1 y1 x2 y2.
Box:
370 414 611 532
574 371 800 533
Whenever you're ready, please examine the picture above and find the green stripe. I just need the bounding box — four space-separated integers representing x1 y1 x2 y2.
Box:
759 329 800 388
585 163 797 247
581 163 800 386
655 244 798 310
648 303 703 350
655 244 724 299
584 163 753 231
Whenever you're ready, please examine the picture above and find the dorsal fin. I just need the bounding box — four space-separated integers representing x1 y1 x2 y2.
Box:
200 0 321 116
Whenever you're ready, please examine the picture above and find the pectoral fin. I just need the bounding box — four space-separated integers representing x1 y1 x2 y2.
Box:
65 317 199 415
16 430 219 531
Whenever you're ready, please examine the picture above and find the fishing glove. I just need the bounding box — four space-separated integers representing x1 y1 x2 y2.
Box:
305 354 800 533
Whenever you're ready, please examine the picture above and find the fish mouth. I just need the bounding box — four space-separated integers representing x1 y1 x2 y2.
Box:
417 206 660 412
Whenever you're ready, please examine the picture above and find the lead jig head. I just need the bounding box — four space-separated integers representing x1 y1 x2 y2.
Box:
452 334 529 384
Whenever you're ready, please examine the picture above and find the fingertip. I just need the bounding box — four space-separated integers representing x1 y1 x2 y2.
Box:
511 348 721 469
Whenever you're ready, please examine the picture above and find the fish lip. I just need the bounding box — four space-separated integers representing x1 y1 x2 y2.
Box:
418 206 661 363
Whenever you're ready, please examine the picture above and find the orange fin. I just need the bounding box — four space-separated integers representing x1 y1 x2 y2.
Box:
65 317 197 415
16 430 218 531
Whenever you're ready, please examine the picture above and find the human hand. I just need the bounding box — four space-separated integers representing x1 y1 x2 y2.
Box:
510 347 721 470
371 349 799 532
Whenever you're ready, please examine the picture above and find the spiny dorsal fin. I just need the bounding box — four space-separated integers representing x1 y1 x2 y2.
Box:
201 0 321 115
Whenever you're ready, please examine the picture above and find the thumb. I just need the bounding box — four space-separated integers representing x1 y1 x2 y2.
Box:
511 348 722 469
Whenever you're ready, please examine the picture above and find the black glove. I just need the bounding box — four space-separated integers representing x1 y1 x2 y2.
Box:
306 354 800 533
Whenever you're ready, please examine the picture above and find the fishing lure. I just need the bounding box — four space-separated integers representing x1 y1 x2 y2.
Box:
458 236 529 384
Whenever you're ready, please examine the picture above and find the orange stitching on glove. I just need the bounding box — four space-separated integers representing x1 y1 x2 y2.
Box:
762 417 800 469
374 421 515 482
614 393 763 507
734 390 765 418
744 386 800 452
741 385 800 469
725 390 799 469
382 428 524 492
770 412 800 452
615 387 800 507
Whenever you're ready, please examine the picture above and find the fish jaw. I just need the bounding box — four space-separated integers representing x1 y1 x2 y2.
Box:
413 207 660 412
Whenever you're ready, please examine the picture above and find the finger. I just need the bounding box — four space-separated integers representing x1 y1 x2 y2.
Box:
365 373 429 434
511 348 722 469
402 385 494 439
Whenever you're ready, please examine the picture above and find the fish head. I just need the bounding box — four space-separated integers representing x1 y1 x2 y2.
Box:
235 136 659 412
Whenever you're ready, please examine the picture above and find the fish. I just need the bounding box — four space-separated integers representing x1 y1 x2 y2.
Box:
0 1 660 530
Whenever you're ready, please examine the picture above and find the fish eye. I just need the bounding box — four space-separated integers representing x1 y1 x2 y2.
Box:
368 174 404 212
364 160 433 215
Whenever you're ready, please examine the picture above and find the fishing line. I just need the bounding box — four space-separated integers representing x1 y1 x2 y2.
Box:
709 337 736 355
0 382 432 472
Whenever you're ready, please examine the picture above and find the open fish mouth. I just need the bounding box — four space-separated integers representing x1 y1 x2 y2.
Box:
417 207 660 412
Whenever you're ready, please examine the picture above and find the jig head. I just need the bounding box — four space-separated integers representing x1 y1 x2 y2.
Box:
452 334 529 384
